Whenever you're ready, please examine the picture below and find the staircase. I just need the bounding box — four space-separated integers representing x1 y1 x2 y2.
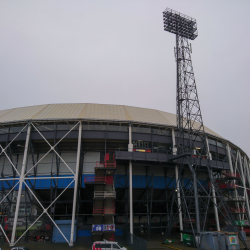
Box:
84 152 116 242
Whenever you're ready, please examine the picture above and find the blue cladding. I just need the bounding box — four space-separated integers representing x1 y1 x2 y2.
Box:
81 175 95 188
1 179 20 190
114 175 176 189
52 220 76 243
0 175 75 190
114 175 208 189
83 230 92 236
115 229 123 235
0 175 208 190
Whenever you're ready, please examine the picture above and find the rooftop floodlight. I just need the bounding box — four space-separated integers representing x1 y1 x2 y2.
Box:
163 8 198 40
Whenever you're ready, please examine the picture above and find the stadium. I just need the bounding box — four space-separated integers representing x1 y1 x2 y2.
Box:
0 103 249 246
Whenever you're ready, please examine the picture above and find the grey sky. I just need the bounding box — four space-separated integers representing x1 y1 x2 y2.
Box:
0 0 250 156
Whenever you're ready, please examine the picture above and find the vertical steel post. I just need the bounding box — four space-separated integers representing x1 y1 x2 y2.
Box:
172 129 183 240
175 165 183 241
227 144 241 221
69 122 82 246
211 172 220 231
129 162 133 235
238 151 250 224
206 138 220 231
172 129 177 155
128 123 133 235
226 143 233 172
10 124 31 246
244 156 250 189
190 165 200 235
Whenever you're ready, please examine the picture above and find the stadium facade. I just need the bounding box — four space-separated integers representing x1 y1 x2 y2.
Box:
0 103 249 246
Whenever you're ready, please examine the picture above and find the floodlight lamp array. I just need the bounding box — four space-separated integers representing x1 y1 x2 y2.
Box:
163 8 198 40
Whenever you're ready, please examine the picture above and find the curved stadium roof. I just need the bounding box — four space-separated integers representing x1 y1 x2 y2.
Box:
0 103 222 138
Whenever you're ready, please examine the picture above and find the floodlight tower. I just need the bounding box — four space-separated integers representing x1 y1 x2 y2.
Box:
163 8 249 249
163 7 206 238
163 8 200 156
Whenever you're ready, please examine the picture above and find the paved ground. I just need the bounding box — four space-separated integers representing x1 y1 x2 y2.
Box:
1 233 249 250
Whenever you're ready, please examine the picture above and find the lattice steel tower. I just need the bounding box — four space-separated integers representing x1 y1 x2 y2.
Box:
163 8 248 249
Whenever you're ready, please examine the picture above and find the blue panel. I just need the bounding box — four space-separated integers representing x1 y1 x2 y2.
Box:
114 175 125 188
81 174 95 188
83 230 91 236
0 174 207 191
52 220 76 243
78 230 84 237
115 229 123 236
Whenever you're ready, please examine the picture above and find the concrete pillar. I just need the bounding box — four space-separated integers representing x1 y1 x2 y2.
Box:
69 122 82 246
10 124 31 246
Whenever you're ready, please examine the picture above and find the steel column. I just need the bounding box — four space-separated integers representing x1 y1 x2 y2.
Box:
128 123 133 235
128 123 133 152
211 172 220 231
10 124 31 246
129 160 133 235
175 165 183 241
189 165 200 235
172 129 177 155
172 129 183 240
226 143 233 172
69 122 82 246
238 151 250 224
227 144 242 222
244 156 250 189
206 137 220 231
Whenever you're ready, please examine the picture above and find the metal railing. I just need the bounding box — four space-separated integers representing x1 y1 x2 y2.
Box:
93 207 115 214
218 183 239 189
221 171 241 178
94 191 116 199
96 162 117 168
230 207 246 213
84 176 106 183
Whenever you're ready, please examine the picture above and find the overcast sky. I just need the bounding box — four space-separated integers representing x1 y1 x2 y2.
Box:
0 0 250 157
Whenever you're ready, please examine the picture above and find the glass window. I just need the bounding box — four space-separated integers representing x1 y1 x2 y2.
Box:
113 244 120 249
132 127 151 134
107 125 127 132
82 124 106 130
9 126 27 133
133 140 151 148
57 124 78 131
152 129 171 135
208 139 216 146
0 128 9 134
36 125 56 131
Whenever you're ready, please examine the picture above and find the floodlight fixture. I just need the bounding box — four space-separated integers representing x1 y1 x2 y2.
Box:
163 8 198 40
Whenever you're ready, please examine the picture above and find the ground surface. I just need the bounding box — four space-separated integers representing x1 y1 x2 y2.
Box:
0 233 249 250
